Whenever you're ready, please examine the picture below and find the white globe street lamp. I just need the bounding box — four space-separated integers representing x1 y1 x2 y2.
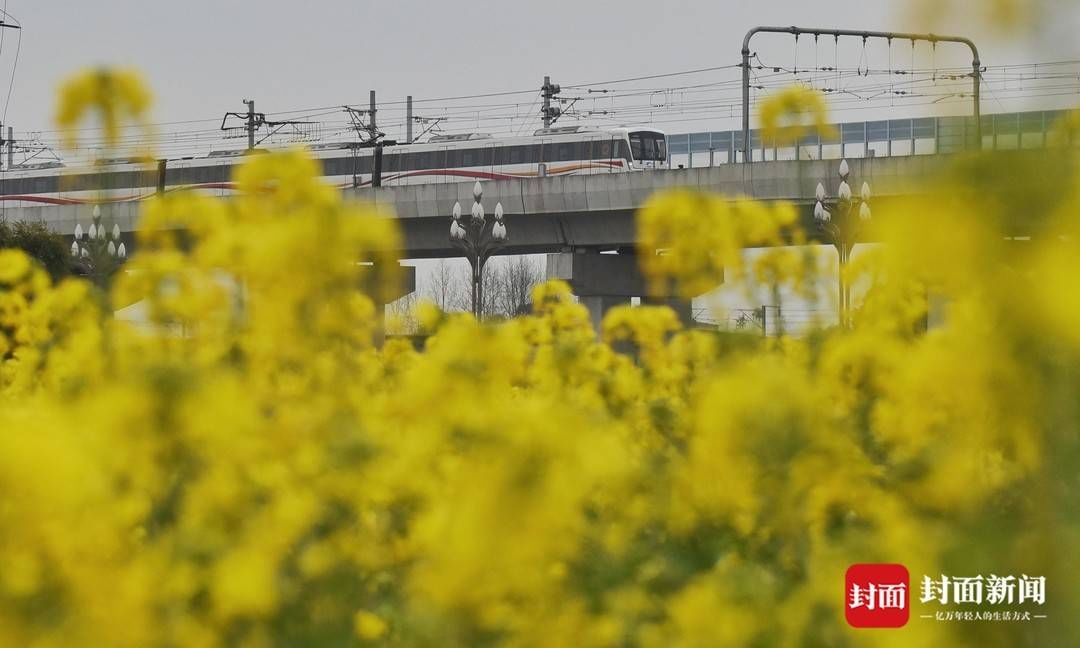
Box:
71 203 127 286
814 159 872 328
449 181 508 318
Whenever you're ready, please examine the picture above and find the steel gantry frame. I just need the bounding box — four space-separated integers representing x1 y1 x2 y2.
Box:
741 26 982 163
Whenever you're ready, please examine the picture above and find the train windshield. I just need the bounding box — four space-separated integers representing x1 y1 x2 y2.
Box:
629 131 667 162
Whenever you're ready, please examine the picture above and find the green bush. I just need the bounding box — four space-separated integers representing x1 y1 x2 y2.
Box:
0 220 70 281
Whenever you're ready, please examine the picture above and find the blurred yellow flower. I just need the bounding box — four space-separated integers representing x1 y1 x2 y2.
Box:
758 85 835 146
54 67 152 152
353 610 389 640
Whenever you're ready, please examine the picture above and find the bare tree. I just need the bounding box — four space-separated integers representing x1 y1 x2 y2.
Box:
493 255 543 317
386 291 419 335
423 256 543 319
426 259 468 312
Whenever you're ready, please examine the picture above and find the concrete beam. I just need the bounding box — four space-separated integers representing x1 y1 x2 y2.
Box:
2 150 1065 259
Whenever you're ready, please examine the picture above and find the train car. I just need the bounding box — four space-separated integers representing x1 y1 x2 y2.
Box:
0 126 668 206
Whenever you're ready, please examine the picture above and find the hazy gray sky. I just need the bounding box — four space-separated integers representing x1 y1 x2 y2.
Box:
1 0 1077 145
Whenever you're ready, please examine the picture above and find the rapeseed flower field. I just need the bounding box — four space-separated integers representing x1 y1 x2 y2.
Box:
0 68 1076 647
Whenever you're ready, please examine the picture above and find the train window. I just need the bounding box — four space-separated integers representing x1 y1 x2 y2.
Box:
509 146 524 165
643 137 657 160
612 139 626 161
462 149 476 167
629 132 667 161
494 147 508 166
598 141 612 159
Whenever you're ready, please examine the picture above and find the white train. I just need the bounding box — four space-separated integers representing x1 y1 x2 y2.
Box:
0 126 668 206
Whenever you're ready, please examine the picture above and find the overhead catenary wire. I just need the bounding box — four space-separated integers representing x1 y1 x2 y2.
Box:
31 60 1076 138
18 55 1080 164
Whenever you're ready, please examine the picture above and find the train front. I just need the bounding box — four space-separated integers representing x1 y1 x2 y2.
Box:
627 129 668 170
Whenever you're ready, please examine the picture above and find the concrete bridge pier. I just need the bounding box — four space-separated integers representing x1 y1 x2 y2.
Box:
546 250 712 333
546 251 642 333
364 262 416 346
579 295 631 332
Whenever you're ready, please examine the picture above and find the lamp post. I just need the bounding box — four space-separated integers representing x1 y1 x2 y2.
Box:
814 159 871 328
450 181 507 318
71 204 126 288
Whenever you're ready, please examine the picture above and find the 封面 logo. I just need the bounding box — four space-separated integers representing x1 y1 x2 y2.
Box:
845 563 910 628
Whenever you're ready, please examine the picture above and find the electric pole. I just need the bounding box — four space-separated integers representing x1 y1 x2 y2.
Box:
541 76 561 128
0 124 13 171
369 91 377 133
0 21 23 170
244 99 256 151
